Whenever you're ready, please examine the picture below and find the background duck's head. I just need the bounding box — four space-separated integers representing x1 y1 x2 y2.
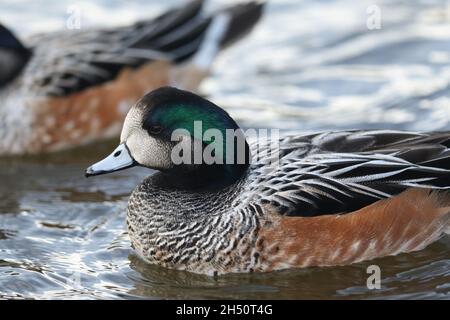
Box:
0 23 30 86
86 87 251 184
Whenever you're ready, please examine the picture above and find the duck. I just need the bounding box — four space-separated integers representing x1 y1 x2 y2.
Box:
0 0 264 155
86 86 450 276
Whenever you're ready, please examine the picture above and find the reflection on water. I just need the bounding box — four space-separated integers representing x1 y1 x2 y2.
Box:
1 0 450 299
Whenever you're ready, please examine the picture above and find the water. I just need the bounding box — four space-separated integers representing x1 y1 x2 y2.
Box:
1 0 450 299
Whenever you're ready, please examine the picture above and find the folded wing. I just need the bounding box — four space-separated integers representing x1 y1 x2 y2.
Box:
249 130 450 216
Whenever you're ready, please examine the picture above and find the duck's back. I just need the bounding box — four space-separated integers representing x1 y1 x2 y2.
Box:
246 130 450 217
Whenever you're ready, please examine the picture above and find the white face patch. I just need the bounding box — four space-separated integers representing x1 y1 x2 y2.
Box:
120 106 173 170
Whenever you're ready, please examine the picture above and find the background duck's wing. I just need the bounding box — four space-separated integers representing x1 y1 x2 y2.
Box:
25 0 264 97
249 130 450 217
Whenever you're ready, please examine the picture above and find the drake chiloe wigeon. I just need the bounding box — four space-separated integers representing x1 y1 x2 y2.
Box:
86 87 450 276
0 0 264 155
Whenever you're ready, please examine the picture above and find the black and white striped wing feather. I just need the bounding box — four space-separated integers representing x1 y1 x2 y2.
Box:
248 130 450 216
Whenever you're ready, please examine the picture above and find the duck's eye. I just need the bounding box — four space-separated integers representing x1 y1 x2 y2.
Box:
149 125 163 135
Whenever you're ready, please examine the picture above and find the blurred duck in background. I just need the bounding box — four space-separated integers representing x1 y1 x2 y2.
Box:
0 0 264 155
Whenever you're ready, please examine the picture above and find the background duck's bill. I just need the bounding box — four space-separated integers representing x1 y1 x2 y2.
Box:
85 143 136 177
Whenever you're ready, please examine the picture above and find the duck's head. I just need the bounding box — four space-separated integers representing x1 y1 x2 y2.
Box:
86 87 251 184
0 23 30 86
